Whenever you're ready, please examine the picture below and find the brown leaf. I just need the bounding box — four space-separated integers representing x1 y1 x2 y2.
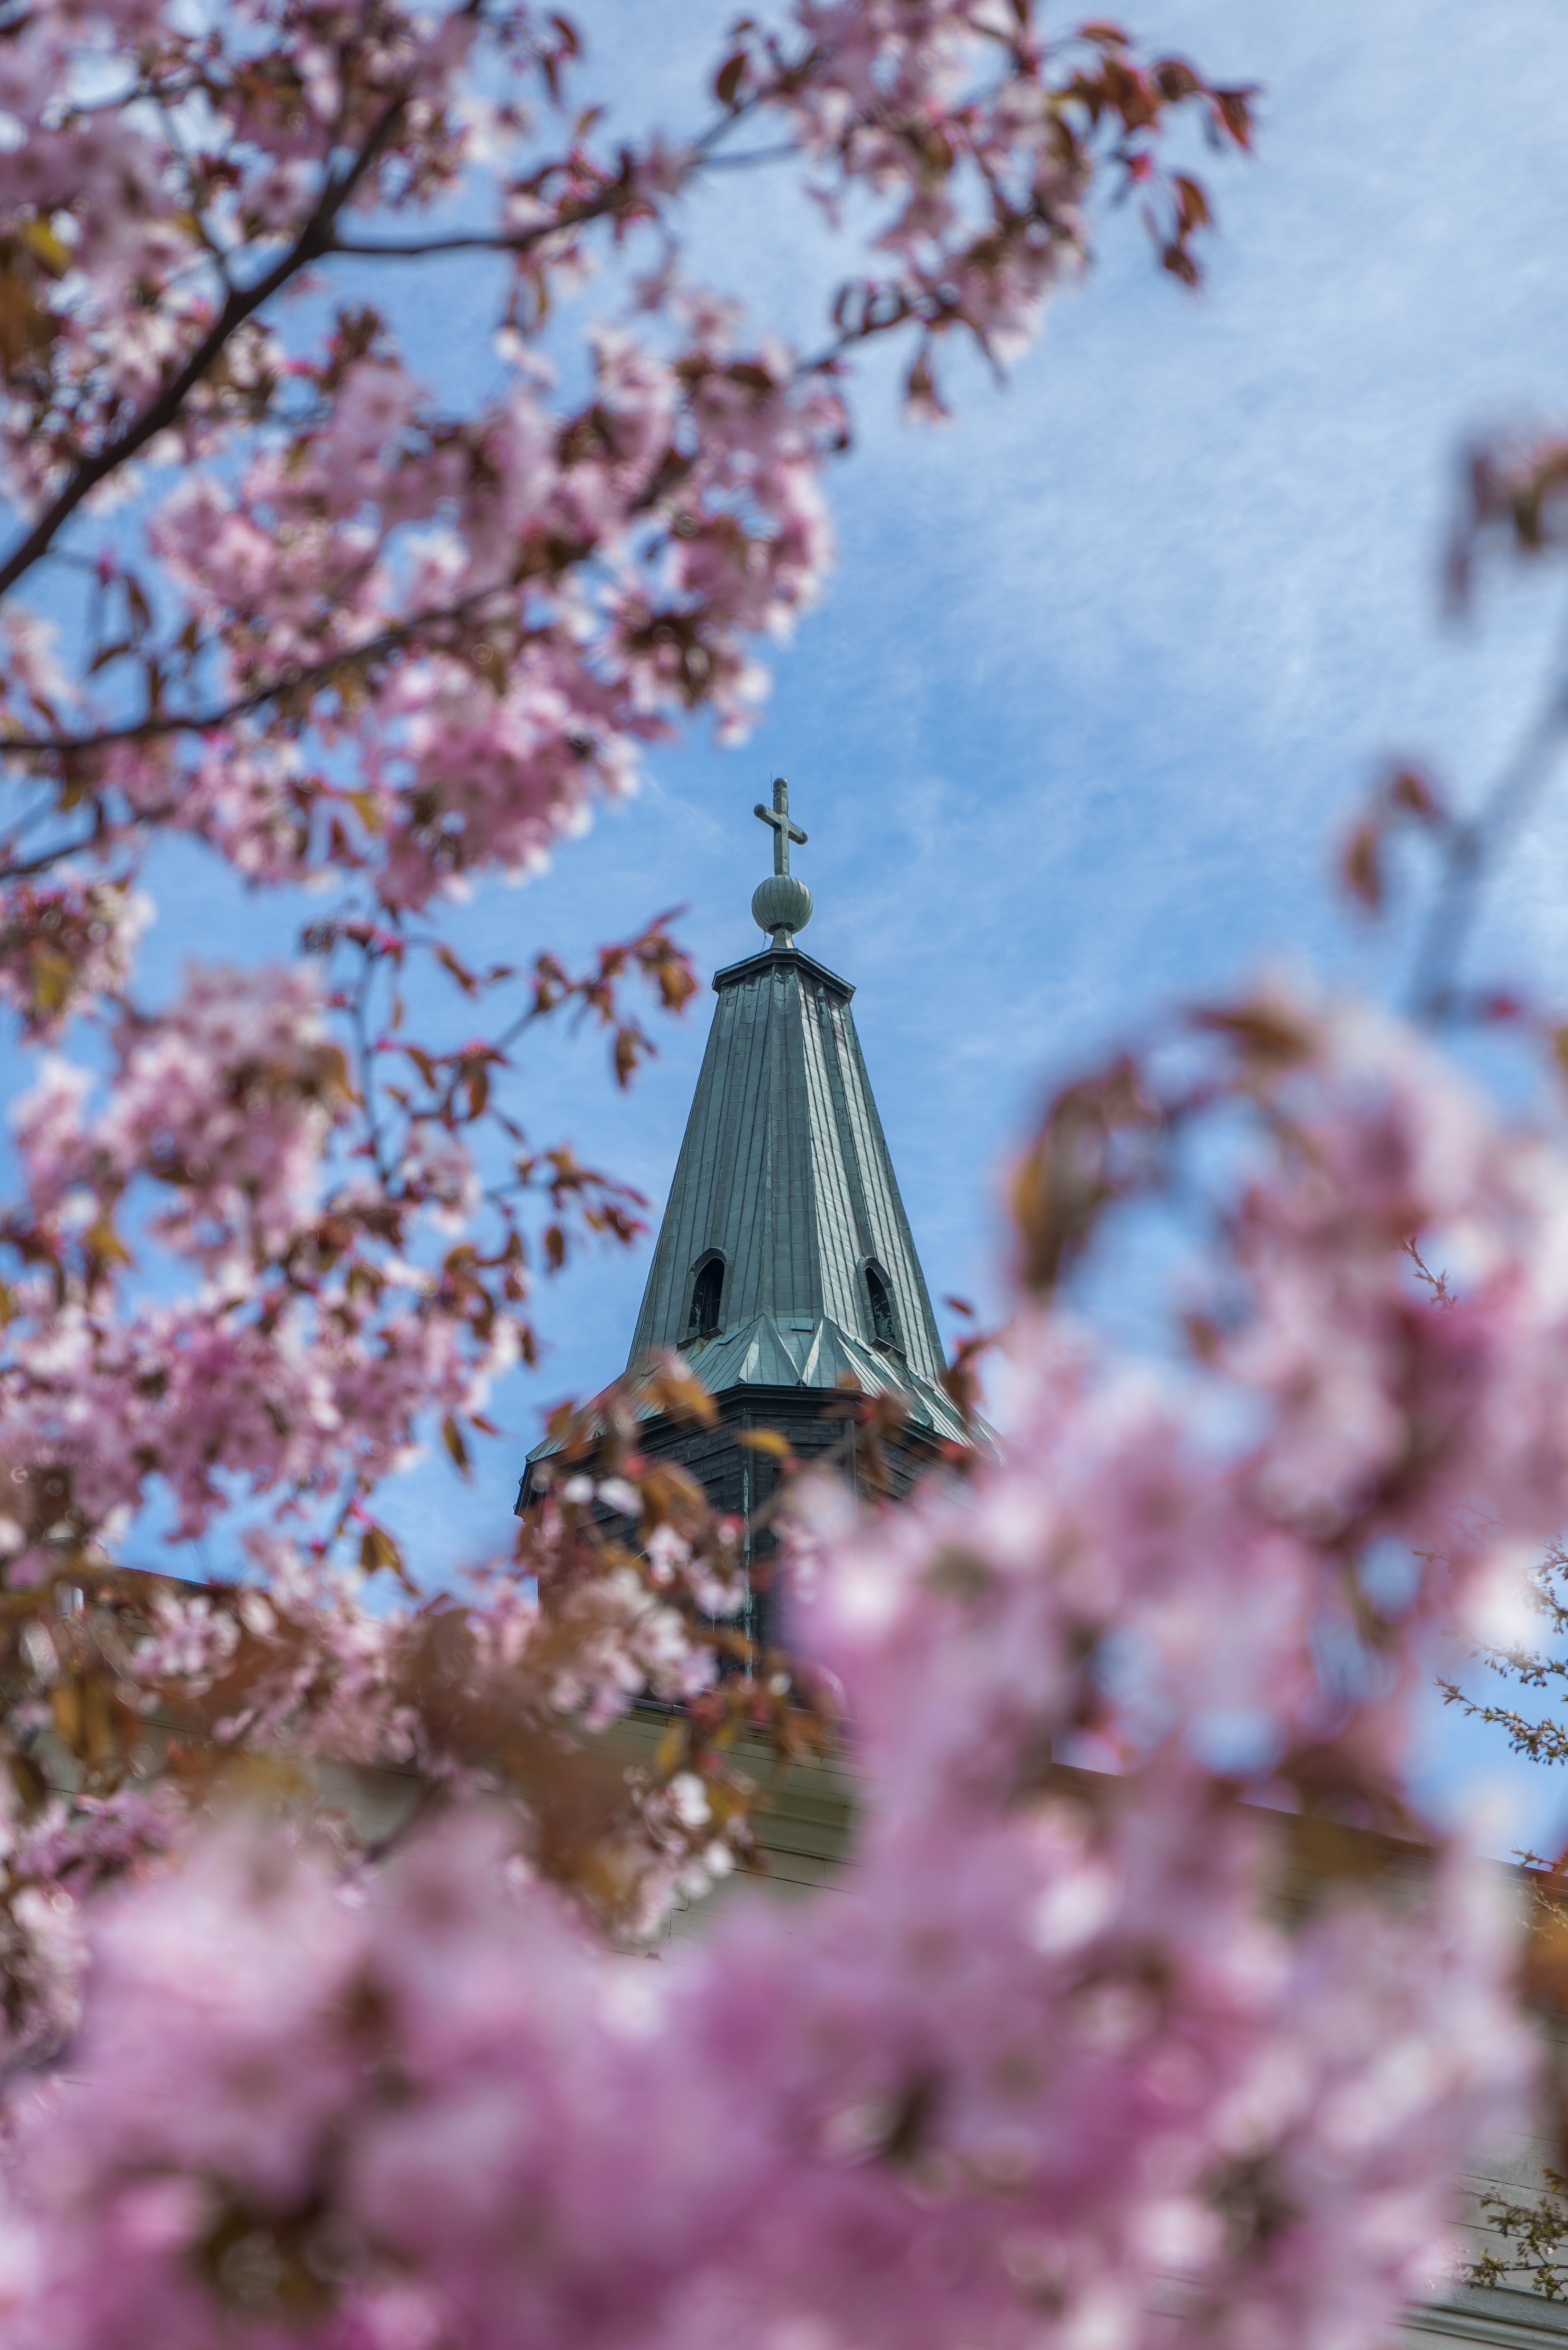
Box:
922 1545 994 1602
29 944 75 1018
57 761 91 813
736 1427 794 1461
637 1460 709 1531
905 349 947 421
1154 59 1201 101
18 218 72 276
639 1358 718 1427
1010 1057 1154 1293
1171 172 1211 231
649 948 698 1013
84 1215 133 1268
50 1676 82 1754
1191 1001 1317 1068
1342 820 1383 911
83 1674 120 1769
359 1523 404 1576
0 242 56 378
436 944 479 996
714 49 747 106
441 1415 471 1474
1387 765 1445 826
1214 87 1254 149
1184 1311 1222 1362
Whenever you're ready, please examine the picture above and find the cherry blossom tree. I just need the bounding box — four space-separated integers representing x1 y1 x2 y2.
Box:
0 0 1254 1991
3 1 1563 2346
7 991 1568 2350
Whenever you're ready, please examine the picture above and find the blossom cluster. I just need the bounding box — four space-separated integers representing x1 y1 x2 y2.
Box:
0 1349 783 2067
0 925 676 1585
4 6 1533 2346
19 964 351 1267
0 0 1249 1615
0 0 1246 919
0 997 1559 2350
133 327 844 907
0 879 148 1039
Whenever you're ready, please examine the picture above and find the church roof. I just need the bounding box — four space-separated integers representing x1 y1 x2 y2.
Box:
673 1310 967 1444
623 780 966 1446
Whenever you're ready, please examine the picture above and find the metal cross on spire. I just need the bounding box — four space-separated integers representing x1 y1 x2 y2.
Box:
754 777 807 875
749 775 813 948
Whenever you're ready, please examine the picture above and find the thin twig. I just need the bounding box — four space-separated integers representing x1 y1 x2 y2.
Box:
348 950 392 1188
1410 598 1568 1017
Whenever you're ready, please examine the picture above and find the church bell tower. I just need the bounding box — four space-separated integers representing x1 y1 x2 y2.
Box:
519 779 970 1637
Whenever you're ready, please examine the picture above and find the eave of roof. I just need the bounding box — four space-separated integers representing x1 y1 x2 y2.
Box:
525 1311 980 1466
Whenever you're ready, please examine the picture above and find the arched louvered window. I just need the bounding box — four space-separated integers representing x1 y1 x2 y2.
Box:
687 1256 724 1340
865 1263 897 1349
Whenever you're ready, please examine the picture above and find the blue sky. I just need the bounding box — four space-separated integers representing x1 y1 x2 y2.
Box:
79 0 1568 1841
450 0 1568 1416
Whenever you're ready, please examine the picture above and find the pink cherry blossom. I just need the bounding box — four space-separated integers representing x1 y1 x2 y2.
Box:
4 9 1540 2346
0 994 1562 2350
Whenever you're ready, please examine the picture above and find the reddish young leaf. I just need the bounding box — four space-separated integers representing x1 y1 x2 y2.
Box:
1343 819 1384 912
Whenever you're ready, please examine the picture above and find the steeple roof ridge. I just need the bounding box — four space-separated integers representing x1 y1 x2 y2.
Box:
711 941 853 1000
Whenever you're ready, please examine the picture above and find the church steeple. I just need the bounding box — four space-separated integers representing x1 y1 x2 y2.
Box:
624 779 966 1446
519 777 972 1625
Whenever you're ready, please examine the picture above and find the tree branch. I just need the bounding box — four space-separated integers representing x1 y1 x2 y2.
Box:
334 217 611 258
6 587 513 760
0 87 411 604
348 949 392 1189
1409 668 1568 1019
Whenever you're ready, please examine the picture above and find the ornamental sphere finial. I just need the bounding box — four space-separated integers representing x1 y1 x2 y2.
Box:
752 871 813 943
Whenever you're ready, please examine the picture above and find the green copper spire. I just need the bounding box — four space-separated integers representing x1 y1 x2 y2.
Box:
751 775 813 947
519 777 977 1589
621 781 967 1444
518 776 977 1524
